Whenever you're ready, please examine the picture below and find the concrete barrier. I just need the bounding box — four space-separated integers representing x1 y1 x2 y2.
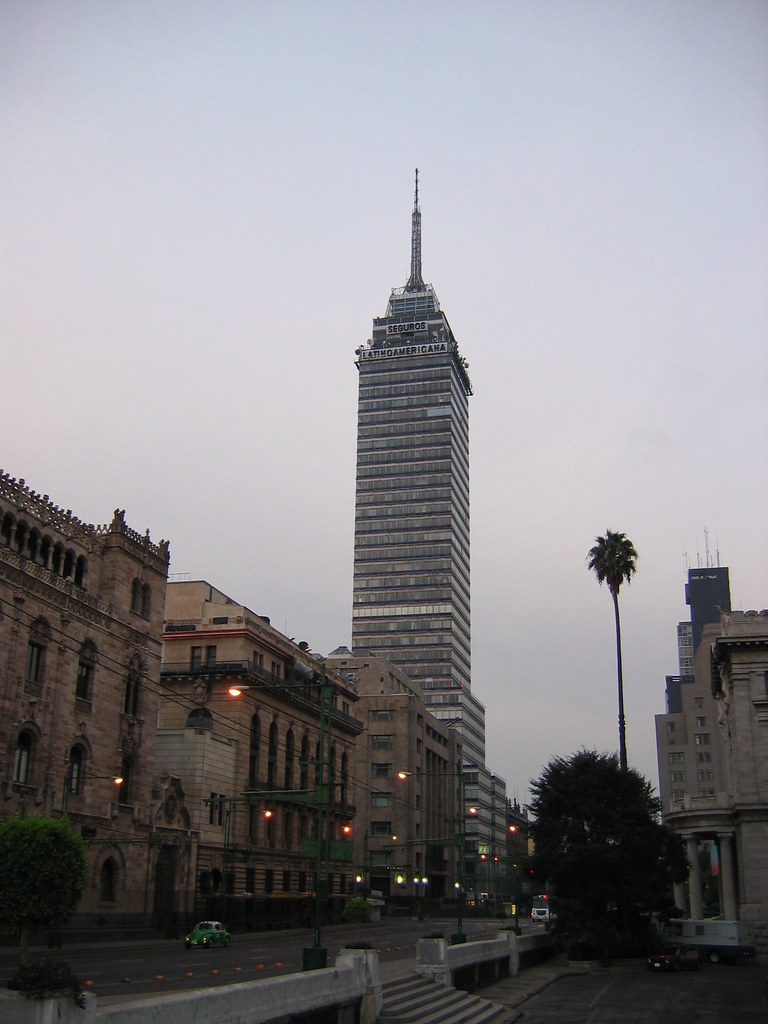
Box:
94 948 381 1024
416 929 552 989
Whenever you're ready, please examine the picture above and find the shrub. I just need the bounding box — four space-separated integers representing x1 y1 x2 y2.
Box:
8 959 85 1006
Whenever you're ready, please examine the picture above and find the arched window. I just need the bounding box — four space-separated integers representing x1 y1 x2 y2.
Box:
267 722 278 788
74 555 87 587
12 521 27 554
130 579 142 613
13 732 32 784
99 858 117 903
300 735 309 789
0 512 13 547
76 641 96 701
39 536 51 569
186 708 213 730
210 868 222 893
62 549 75 579
284 729 294 789
28 529 40 563
141 584 151 618
51 543 63 575
283 811 293 851
248 715 260 788
124 657 141 717
67 745 85 796
199 870 211 893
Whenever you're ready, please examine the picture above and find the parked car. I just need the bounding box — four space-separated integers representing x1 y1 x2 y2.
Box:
185 920 230 948
647 945 700 971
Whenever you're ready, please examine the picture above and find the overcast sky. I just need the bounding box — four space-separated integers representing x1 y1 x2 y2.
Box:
3 2 766 803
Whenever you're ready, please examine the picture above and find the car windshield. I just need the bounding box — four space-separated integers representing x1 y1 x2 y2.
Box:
195 922 213 931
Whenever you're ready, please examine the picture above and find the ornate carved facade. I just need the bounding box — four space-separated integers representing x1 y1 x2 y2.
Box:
0 471 192 937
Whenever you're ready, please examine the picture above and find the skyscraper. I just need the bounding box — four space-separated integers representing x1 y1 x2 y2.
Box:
352 172 484 764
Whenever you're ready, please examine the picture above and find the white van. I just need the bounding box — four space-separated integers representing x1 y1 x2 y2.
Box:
661 919 755 963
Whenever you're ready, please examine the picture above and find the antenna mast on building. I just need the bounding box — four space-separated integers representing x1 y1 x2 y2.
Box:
406 168 424 291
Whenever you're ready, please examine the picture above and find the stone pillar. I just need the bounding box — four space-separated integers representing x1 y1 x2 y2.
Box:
686 835 703 919
717 833 738 920
673 881 687 913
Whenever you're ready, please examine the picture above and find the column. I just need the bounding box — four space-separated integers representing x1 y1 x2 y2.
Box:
717 832 738 920
686 835 703 919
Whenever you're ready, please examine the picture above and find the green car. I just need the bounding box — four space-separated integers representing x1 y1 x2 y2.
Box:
185 920 230 948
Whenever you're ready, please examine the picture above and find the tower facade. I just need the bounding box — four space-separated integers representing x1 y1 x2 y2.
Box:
351 173 478 761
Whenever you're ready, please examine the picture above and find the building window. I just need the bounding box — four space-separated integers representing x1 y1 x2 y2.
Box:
299 871 307 892
130 579 151 617
670 771 686 783
372 735 393 750
696 716 706 728
118 759 132 804
284 730 295 789
190 647 202 670
13 732 33 784
371 793 392 808
372 710 393 721
208 793 225 826
264 869 274 895
205 645 217 667
249 715 260 787
76 642 96 701
372 763 391 779
25 641 45 684
666 722 675 734
300 735 310 789
282 869 291 893
697 769 714 782
67 745 85 796
668 752 685 765
694 696 704 709
370 821 392 836
99 858 117 903
267 722 278 788
694 733 711 746
186 708 213 730
124 657 141 716
695 751 712 764
245 868 255 894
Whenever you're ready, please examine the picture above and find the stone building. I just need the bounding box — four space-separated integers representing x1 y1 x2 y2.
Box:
663 609 768 955
0 471 189 938
159 582 362 931
325 648 462 907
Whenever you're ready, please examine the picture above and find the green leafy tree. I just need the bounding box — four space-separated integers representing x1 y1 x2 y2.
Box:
342 896 371 943
587 529 638 770
529 751 687 958
0 816 87 962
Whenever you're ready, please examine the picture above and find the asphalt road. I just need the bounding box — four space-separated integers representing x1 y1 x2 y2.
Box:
0 916 505 1000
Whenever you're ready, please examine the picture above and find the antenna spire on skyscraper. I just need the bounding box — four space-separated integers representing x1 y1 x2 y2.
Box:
407 167 424 291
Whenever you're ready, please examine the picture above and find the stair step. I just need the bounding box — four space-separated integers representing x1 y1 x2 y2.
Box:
381 973 510 1024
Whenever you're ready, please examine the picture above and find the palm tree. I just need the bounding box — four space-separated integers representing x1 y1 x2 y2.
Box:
587 530 638 770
